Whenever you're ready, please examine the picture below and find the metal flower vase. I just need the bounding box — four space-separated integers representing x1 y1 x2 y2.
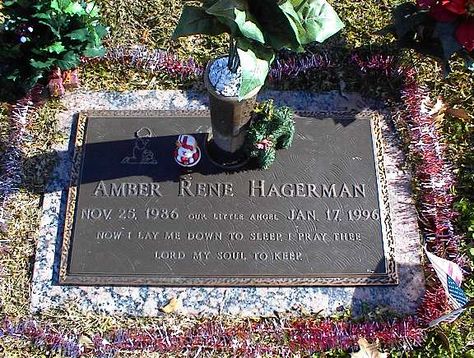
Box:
204 57 258 162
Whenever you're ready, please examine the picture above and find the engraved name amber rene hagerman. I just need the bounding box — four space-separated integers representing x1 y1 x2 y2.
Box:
60 110 397 286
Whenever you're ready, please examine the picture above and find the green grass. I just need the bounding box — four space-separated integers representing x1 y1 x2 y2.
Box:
0 0 473 356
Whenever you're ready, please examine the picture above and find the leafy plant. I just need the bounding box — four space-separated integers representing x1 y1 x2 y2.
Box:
383 0 474 73
0 0 107 101
245 99 295 169
172 0 343 99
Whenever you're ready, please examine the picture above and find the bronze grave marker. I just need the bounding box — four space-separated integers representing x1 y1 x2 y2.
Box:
60 110 397 286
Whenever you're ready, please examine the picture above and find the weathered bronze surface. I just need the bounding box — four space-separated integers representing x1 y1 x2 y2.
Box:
60 110 397 286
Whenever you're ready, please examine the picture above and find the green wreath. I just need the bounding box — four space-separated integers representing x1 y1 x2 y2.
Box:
245 99 295 169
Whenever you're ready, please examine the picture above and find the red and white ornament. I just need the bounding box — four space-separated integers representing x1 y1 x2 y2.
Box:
174 134 201 167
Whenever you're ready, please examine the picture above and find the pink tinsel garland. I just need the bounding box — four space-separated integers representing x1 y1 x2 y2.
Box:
81 46 334 84
0 85 43 231
1 316 424 357
81 46 204 80
397 68 466 324
399 80 462 263
0 49 468 356
352 53 467 322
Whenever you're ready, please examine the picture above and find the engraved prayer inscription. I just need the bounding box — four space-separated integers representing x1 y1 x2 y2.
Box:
60 111 397 286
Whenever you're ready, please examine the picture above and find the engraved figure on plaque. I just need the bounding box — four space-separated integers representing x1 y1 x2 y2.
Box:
121 127 158 165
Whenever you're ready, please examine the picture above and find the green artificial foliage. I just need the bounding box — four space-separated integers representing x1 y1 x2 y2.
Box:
245 99 295 169
172 0 344 100
0 0 107 101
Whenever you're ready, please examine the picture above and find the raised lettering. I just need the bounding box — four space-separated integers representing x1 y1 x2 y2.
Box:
110 183 125 197
249 213 279 221
266 183 282 197
92 181 108 197
248 181 366 198
333 232 362 241
96 231 122 240
280 183 294 197
187 232 222 240
196 182 207 196
295 183 306 197
249 232 282 241
164 232 181 240
287 209 317 221
92 181 162 197
81 208 112 220
338 183 352 197
272 251 303 261
211 182 223 196
178 179 193 196
192 251 211 260
137 231 159 240
321 184 336 197
216 251 246 260
307 183 320 198
223 183 234 197
249 180 264 197
154 251 185 260
150 183 162 197
179 180 234 197
353 184 366 198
